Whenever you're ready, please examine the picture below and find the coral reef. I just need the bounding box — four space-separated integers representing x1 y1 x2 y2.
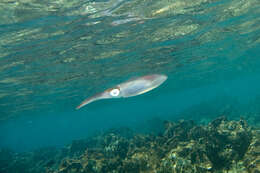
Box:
0 117 259 173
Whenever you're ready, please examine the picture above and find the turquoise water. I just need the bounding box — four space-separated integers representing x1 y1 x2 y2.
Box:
0 0 259 155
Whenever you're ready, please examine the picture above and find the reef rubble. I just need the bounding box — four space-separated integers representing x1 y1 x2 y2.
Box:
0 116 259 173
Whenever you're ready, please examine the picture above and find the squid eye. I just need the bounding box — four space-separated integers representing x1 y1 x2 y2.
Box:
110 88 120 97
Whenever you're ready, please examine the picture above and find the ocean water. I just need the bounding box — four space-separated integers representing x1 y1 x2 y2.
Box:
0 0 260 172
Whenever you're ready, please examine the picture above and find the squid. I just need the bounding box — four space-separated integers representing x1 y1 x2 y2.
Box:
76 74 167 109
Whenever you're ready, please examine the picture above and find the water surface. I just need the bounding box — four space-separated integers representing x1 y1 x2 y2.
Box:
0 0 259 151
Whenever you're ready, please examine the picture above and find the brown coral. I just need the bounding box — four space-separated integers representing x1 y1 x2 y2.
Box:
0 117 258 173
